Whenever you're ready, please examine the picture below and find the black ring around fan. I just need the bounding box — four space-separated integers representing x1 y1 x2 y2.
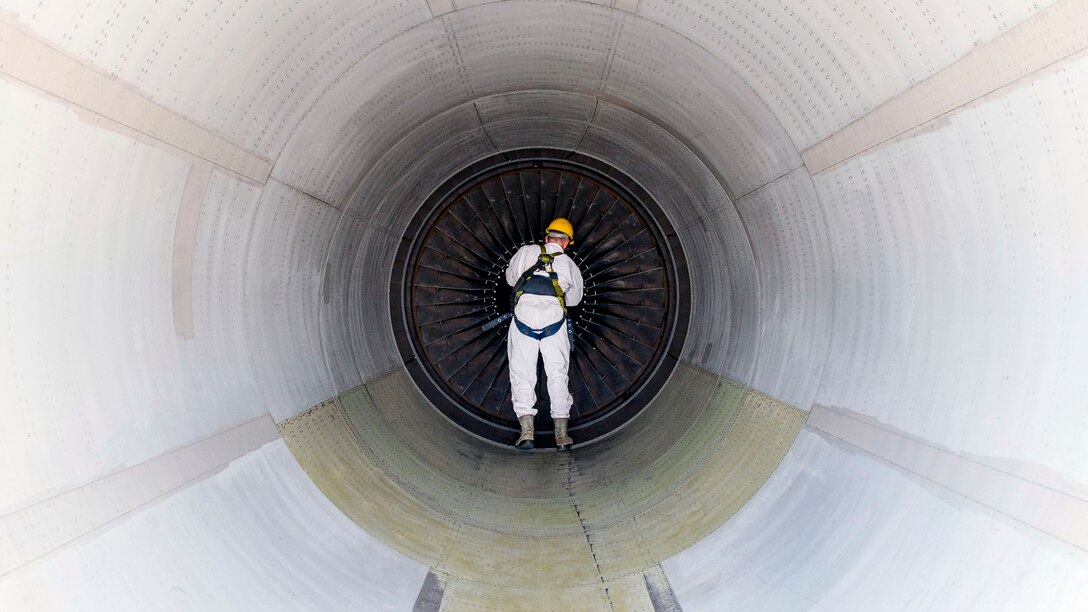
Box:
391 150 690 447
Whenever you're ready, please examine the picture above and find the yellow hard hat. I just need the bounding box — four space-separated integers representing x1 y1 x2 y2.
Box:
545 217 574 243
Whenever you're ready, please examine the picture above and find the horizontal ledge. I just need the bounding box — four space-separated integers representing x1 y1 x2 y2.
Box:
802 0 1088 174
808 405 1088 552
0 415 281 577
0 18 273 183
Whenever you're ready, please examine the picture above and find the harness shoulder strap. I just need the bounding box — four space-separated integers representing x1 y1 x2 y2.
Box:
543 247 568 316
512 245 566 310
509 245 576 348
510 245 548 308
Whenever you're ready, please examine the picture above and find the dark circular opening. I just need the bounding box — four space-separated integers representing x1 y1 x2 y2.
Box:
391 150 690 446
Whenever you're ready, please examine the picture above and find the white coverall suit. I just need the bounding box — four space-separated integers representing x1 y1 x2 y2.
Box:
505 242 584 419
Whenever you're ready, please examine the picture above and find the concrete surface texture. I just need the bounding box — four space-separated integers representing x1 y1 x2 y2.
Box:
1 1 1087 610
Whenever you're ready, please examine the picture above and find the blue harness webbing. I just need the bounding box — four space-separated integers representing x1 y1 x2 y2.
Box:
512 245 573 345
514 316 567 340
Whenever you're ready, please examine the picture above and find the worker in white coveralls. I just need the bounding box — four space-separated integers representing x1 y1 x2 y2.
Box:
505 218 584 451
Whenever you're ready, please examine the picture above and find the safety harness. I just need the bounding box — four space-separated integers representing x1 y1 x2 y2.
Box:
510 245 573 344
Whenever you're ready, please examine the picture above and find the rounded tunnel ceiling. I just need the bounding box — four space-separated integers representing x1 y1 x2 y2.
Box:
2 1 1087 610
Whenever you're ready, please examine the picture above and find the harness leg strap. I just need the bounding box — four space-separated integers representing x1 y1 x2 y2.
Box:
514 317 567 340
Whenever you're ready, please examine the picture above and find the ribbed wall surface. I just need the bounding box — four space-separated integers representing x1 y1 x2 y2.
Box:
2 1 1087 610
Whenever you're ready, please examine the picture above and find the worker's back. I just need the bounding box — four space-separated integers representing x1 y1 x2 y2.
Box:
505 242 584 329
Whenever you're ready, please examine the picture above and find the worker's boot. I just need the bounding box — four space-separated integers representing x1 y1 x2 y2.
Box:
554 418 573 452
515 415 535 450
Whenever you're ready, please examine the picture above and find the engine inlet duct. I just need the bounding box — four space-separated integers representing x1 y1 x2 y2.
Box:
392 150 691 446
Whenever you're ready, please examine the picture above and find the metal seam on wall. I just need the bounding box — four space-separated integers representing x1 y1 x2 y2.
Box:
426 0 455 19
171 161 214 339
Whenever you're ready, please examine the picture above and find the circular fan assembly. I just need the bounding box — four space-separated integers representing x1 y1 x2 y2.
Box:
391 150 690 447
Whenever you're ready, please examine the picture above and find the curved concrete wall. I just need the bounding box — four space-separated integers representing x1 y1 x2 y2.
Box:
2 1 1087 610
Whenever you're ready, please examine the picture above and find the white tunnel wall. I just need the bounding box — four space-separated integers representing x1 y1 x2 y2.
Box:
641 0 1060 149
734 168 832 410
3 0 1088 609
664 428 1088 610
246 179 341 419
0 86 230 508
810 67 1088 480
0 0 435 162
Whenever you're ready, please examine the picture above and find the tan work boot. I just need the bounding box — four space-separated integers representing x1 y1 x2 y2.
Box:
515 415 534 450
553 418 573 451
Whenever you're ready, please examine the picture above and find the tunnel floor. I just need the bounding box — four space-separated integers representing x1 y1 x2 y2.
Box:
279 365 805 608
